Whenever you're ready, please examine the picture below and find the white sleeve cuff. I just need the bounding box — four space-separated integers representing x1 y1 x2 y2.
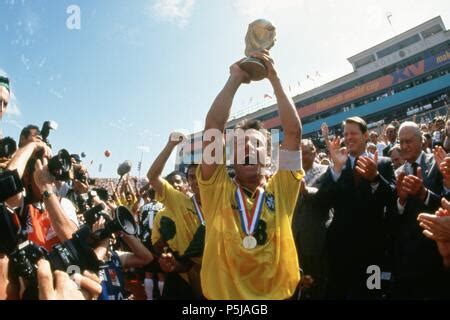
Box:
397 198 405 215
278 149 302 171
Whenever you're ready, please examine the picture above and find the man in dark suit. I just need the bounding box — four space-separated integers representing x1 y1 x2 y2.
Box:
321 117 397 299
382 124 398 157
292 139 331 299
393 121 450 299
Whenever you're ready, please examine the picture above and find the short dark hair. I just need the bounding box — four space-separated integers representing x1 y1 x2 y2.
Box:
93 188 109 202
148 188 156 200
344 117 368 134
388 144 401 156
186 163 198 174
0 76 10 92
234 119 272 158
165 170 187 183
0 136 17 158
19 124 40 147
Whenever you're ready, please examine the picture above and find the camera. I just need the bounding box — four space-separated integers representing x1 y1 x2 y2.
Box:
9 241 46 281
46 225 101 273
40 121 58 147
89 206 138 242
74 166 88 184
27 120 72 182
0 203 22 254
9 225 102 282
37 121 72 181
83 203 107 226
9 206 137 281
0 137 17 159
47 149 73 181
0 169 24 202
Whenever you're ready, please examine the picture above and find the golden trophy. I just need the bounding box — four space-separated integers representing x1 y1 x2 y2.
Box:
240 19 276 81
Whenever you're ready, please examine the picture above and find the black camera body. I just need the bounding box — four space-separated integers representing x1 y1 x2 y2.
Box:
0 203 22 254
83 203 107 226
47 149 73 181
32 121 72 181
0 169 23 202
46 225 101 273
89 206 138 243
0 137 17 159
74 167 88 184
8 204 137 283
9 225 102 282
9 241 46 280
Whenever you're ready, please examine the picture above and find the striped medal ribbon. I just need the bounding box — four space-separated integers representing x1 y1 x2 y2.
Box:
235 185 265 250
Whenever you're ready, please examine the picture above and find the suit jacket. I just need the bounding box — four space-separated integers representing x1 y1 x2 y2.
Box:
292 163 331 257
321 156 397 275
383 142 395 157
393 152 445 280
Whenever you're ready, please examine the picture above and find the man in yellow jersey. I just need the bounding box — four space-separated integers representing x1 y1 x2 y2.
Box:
147 135 205 299
197 50 304 300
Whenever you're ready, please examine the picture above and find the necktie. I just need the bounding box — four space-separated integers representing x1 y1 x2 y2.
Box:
411 162 419 176
353 156 361 187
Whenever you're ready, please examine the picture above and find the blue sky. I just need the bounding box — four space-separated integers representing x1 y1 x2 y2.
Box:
1 0 450 178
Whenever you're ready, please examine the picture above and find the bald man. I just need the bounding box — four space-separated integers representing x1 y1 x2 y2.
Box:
393 121 450 299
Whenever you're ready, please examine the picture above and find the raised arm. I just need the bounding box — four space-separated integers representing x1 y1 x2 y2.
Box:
5 141 51 207
34 158 78 241
252 50 302 151
117 233 154 269
201 60 250 180
147 132 186 196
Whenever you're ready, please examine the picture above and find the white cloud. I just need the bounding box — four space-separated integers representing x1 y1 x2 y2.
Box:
5 91 21 117
49 88 63 100
3 119 23 130
150 0 196 27
0 68 21 117
108 118 134 132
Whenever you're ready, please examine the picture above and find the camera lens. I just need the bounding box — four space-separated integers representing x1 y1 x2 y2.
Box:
48 149 72 181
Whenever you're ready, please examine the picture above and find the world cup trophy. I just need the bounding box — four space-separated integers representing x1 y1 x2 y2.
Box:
240 19 276 81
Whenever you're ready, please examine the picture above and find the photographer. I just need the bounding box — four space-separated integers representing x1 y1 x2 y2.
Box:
18 125 41 148
65 162 91 213
4 138 78 251
92 210 154 300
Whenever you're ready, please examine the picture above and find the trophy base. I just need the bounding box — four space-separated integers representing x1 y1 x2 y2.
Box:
240 57 267 81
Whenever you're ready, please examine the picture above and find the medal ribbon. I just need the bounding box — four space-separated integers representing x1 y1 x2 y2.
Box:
235 185 265 236
191 196 205 226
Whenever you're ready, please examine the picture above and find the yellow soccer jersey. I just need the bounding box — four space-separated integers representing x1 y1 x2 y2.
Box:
155 179 203 257
150 207 167 247
196 164 303 300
